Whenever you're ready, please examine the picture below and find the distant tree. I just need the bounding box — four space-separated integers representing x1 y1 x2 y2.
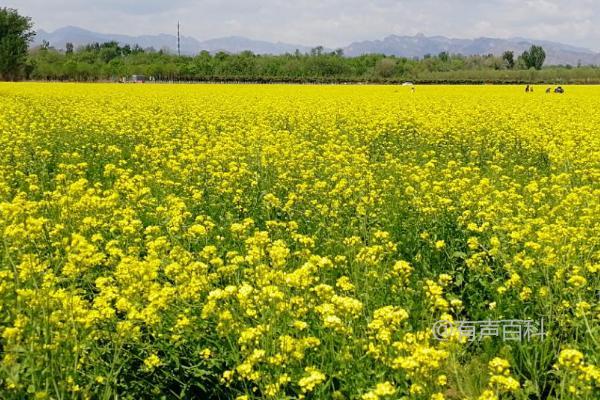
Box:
311 46 324 56
375 58 396 78
128 44 143 54
438 51 449 62
239 50 255 58
41 40 50 50
334 48 344 57
534 46 546 69
23 36 600 84
530 45 546 69
99 45 119 63
66 42 74 55
502 50 514 69
521 45 545 70
215 51 228 62
0 7 35 80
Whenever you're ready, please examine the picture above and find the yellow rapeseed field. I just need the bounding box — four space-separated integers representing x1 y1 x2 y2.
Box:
0 83 598 399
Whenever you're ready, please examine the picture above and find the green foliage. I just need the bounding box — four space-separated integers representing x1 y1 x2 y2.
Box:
23 40 600 84
0 7 35 80
502 51 515 69
375 58 397 78
521 45 546 70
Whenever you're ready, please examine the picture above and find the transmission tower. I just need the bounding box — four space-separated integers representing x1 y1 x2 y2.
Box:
177 21 181 56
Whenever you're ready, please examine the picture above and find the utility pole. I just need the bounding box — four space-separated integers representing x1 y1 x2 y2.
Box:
177 21 181 56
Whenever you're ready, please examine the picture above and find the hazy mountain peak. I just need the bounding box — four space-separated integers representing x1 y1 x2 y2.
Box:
343 34 600 65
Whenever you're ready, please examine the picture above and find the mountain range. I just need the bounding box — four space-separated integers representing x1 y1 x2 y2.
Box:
34 26 600 66
34 26 314 57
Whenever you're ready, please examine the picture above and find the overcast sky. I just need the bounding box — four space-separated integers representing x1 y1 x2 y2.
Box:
4 0 600 51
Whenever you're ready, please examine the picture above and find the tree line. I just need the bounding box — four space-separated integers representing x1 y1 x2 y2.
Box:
2 7 600 84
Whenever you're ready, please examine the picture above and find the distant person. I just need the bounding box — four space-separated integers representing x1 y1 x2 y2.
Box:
555 86 565 94
546 87 551 94
530 86 534 92
411 86 416 93
525 84 530 93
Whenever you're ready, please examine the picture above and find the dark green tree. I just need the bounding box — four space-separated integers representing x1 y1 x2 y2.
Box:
310 46 324 56
502 50 515 69
521 45 546 70
0 7 35 80
66 42 74 55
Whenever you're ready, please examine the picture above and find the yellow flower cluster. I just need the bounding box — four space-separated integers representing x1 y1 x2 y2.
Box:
554 349 600 396
0 83 598 399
